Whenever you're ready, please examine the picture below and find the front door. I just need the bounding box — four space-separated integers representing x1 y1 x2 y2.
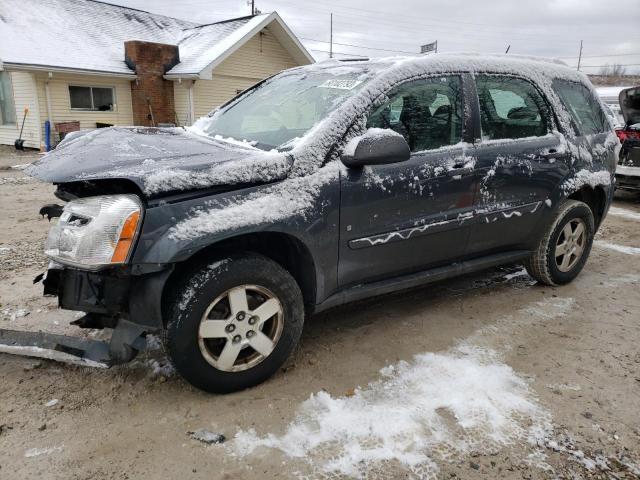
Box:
338 75 477 288
467 74 570 255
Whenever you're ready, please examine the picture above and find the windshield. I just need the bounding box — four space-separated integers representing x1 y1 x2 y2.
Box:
193 69 369 150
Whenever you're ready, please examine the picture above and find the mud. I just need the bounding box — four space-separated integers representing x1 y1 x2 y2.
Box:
0 146 639 479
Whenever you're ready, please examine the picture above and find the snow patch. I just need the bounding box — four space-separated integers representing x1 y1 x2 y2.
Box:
503 267 529 281
168 163 338 241
595 241 640 255
560 169 611 195
608 206 640 222
24 445 64 458
343 127 405 157
230 345 551 479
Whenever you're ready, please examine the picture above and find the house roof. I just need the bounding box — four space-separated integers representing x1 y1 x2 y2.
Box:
0 0 313 78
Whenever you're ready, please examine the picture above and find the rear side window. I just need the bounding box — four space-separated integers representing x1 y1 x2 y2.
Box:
553 80 608 135
366 75 463 152
476 75 549 141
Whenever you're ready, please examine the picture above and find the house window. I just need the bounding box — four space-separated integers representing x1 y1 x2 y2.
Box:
69 86 115 111
0 72 17 125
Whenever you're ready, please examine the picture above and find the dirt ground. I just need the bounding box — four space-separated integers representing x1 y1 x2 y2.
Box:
0 145 639 479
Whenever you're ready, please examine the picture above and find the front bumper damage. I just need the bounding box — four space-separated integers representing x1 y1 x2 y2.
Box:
0 264 172 367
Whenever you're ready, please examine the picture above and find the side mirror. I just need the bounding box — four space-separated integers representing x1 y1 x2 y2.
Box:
341 129 410 168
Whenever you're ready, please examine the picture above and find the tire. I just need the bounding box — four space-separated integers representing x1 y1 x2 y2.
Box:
525 200 595 286
163 254 304 393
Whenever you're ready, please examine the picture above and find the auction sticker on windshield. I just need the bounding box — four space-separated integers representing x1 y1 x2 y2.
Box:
319 79 363 90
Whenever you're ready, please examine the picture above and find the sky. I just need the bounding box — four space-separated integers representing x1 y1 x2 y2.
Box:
111 0 640 74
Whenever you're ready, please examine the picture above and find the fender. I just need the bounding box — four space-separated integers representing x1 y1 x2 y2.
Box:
131 170 342 304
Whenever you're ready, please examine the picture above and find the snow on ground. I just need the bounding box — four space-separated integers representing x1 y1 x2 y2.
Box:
608 206 640 222
232 346 551 479
227 296 582 479
595 240 640 255
24 445 64 458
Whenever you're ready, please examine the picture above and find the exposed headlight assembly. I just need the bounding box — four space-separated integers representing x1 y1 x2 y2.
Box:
44 195 142 269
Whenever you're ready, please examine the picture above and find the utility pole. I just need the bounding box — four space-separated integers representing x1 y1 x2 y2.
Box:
577 40 583 71
329 13 333 59
251 0 255 15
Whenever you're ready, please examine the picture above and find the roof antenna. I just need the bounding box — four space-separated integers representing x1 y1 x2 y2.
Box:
505 45 511 54
247 0 259 16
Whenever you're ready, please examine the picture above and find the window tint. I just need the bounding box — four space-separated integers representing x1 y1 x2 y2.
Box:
69 86 114 111
0 71 16 125
476 75 548 140
367 76 463 151
553 80 608 135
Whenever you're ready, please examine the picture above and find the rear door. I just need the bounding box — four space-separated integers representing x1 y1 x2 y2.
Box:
467 74 570 255
338 74 477 288
553 79 618 169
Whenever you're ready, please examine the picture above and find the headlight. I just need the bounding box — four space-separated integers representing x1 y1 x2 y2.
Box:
44 195 142 269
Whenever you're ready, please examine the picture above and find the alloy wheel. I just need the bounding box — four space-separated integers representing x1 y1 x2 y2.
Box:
197 285 284 372
555 218 587 272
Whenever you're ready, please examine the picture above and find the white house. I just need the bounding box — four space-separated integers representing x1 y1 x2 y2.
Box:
0 0 314 149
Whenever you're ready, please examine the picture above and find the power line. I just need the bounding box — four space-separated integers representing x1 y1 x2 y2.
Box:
572 63 640 68
557 52 640 59
263 0 615 44
304 37 640 62
309 48 368 58
302 37 417 55
300 0 617 41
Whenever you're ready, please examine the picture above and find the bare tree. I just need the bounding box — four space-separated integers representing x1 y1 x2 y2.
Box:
599 64 627 77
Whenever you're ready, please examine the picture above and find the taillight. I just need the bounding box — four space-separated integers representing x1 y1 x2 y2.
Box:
616 128 640 142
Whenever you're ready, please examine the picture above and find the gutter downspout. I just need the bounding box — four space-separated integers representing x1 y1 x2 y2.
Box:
187 80 196 126
45 73 54 145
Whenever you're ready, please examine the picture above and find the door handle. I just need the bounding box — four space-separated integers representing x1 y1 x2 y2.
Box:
446 163 474 177
538 149 565 160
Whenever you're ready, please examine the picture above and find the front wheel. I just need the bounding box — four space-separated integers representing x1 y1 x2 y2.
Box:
164 254 304 393
525 200 595 286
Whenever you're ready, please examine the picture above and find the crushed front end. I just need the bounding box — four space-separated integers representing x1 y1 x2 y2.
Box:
1 192 171 366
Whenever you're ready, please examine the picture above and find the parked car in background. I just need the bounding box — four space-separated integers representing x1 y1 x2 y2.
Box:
596 86 629 127
22 54 617 393
615 86 640 191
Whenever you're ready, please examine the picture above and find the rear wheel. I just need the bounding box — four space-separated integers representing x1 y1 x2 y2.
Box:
525 200 595 286
164 254 304 393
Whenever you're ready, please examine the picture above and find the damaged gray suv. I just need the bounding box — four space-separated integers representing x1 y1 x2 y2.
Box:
23 54 618 392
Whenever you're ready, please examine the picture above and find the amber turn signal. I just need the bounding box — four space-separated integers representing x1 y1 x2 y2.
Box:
111 211 141 263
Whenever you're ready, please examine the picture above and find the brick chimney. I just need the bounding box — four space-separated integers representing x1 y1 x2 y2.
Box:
124 41 180 127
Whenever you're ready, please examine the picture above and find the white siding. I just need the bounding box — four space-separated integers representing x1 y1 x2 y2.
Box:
34 72 134 145
0 72 41 149
174 26 302 126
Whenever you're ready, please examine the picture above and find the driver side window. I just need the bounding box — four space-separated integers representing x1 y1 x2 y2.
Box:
366 76 463 152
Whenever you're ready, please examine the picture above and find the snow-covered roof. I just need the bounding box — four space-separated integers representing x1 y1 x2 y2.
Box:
168 13 313 78
0 0 313 77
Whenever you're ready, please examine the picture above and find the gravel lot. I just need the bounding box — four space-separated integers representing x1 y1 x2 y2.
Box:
0 145 639 479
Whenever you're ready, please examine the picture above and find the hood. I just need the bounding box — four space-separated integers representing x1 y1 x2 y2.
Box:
619 86 640 127
26 127 293 197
